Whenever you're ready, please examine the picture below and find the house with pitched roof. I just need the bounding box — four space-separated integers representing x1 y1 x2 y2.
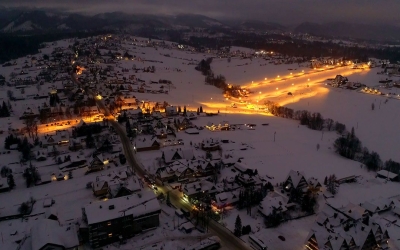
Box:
258 195 288 219
88 154 109 172
135 137 160 152
161 148 194 164
31 219 79 250
305 205 390 250
182 180 219 202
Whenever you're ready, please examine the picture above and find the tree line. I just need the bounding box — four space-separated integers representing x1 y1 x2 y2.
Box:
264 100 400 174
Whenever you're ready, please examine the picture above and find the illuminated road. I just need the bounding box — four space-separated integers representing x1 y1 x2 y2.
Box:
71 73 251 250
200 65 369 114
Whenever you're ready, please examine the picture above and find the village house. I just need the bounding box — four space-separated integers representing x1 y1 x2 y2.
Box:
161 148 195 164
134 137 160 152
258 195 289 219
361 198 394 215
82 190 160 248
151 110 163 120
58 153 87 170
305 205 390 250
31 219 79 250
182 180 219 203
283 170 309 193
125 107 143 119
185 111 198 120
201 138 221 151
212 190 240 210
376 170 399 181
92 180 109 197
108 176 141 198
176 117 193 130
41 130 70 147
88 154 109 172
156 159 217 183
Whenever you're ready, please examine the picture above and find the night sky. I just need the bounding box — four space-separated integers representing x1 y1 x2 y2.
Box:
2 0 399 25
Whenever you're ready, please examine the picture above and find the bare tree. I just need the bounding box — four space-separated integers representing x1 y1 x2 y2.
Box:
25 117 37 139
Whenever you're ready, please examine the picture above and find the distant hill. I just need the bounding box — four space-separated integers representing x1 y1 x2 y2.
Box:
294 22 400 42
237 20 286 32
1 7 400 42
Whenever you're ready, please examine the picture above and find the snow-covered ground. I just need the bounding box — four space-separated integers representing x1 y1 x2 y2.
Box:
1 35 400 250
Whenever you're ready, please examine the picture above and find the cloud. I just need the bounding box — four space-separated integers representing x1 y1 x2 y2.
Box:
2 0 399 25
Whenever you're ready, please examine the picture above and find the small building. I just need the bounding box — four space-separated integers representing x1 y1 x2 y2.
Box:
179 221 195 234
376 170 398 181
212 191 239 209
92 181 109 197
88 154 109 172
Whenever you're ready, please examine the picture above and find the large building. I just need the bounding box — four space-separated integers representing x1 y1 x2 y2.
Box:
82 190 160 248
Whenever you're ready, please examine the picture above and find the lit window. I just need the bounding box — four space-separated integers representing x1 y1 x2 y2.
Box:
107 222 111 226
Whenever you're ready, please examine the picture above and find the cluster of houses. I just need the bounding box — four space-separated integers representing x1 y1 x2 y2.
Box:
305 201 392 250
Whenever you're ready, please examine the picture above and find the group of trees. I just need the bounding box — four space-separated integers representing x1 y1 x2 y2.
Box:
324 174 338 195
264 101 346 133
23 163 41 188
4 134 21 149
236 187 264 215
1 166 15 189
195 57 229 91
0 101 10 117
49 93 60 107
264 99 392 173
333 127 386 172
195 58 212 75
234 215 252 236
125 119 136 138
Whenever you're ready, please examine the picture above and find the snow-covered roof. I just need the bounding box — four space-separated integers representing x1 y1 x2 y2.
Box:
339 202 366 221
84 190 160 225
258 195 287 217
286 170 307 188
135 136 159 148
376 170 398 179
162 148 194 163
31 219 79 250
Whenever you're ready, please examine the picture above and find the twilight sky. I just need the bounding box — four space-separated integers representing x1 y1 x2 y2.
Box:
2 0 400 25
